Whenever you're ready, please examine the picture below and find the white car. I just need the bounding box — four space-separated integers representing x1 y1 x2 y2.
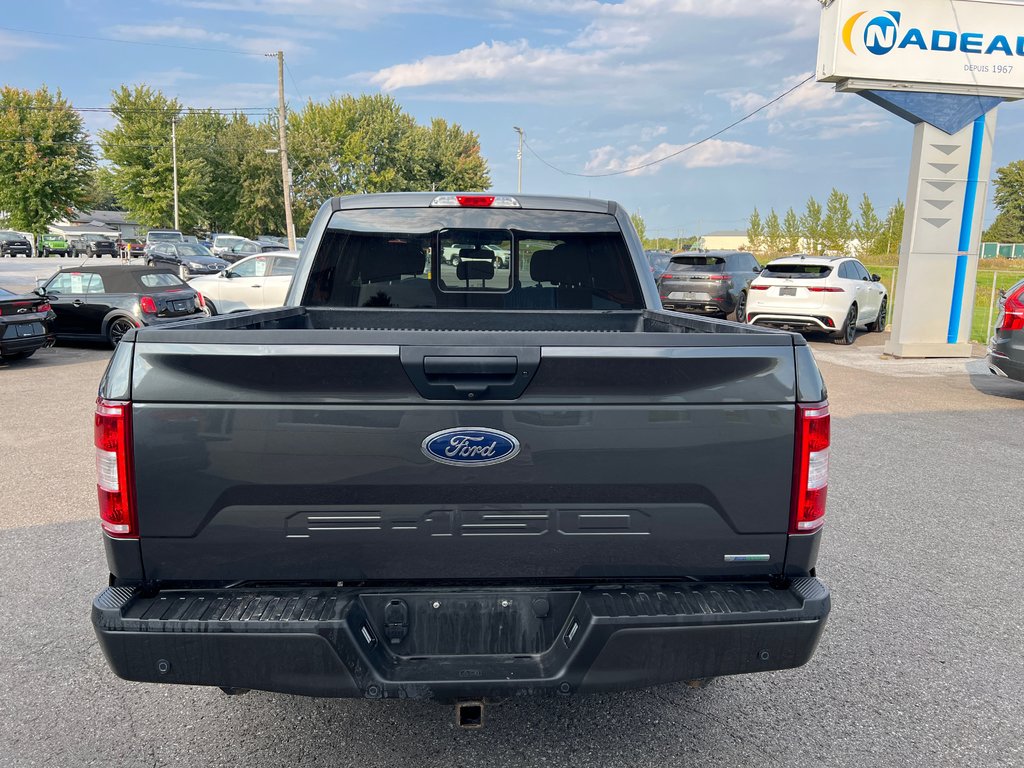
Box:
186 251 298 315
745 255 888 345
210 234 249 258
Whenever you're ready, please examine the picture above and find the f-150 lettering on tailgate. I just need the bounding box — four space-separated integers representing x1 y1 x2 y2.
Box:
285 508 652 538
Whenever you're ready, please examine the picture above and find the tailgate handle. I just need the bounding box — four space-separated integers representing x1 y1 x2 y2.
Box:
423 356 518 378
401 347 540 401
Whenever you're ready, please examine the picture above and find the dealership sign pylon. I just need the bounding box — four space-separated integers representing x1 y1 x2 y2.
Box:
817 0 1023 357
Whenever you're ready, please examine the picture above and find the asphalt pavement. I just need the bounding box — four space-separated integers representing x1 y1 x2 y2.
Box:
1 266 1022 767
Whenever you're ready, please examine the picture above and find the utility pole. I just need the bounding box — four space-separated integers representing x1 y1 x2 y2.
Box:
276 50 296 250
513 126 524 193
171 118 179 231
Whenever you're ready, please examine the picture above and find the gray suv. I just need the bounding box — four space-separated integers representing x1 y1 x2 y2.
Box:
657 250 762 321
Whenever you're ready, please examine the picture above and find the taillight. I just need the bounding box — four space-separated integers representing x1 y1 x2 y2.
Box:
807 286 845 293
660 273 674 280
195 292 206 309
139 296 158 314
95 399 137 538
998 284 1024 331
750 285 769 290
707 274 732 281
37 303 51 313
791 402 829 535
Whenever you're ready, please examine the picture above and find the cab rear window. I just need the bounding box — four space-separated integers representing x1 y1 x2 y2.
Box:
763 264 832 278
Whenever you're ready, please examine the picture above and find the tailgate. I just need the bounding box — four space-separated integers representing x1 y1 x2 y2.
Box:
129 339 798 582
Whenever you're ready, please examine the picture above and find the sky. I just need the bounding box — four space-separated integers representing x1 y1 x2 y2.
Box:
2 0 1023 238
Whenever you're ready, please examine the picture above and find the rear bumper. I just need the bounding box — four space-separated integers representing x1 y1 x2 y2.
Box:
93 578 829 700
747 312 839 332
987 351 1024 382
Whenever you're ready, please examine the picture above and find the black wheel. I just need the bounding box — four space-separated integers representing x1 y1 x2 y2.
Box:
869 297 887 332
205 299 218 316
107 317 135 347
734 292 748 324
833 304 858 345
146 259 154 267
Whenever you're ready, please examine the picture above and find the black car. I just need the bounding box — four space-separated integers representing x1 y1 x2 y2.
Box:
223 239 288 263
41 265 207 347
988 277 1024 383
0 231 33 258
0 286 53 361
70 234 118 259
146 242 230 280
657 250 762 321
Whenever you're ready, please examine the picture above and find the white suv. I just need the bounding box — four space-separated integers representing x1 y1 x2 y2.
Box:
745 255 888 345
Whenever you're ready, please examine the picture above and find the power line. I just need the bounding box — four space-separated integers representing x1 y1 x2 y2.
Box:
523 74 815 178
0 24 262 56
284 61 306 103
8 105 275 114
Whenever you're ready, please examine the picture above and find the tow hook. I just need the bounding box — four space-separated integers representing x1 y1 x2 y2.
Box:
455 701 484 729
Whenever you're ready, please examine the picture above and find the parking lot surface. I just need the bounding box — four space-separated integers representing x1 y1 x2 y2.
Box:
1 267 1022 766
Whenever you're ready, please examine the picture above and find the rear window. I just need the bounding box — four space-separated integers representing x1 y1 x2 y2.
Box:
669 255 726 270
302 209 643 311
763 263 833 278
138 272 185 288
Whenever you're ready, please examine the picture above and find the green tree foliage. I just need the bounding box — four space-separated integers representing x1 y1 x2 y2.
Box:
288 94 490 231
746 207 764 254
822 188 853 254
81 166 123 211
800 197 824 254
783 207 801 252
419 118 490 192
853 193 884 257
629 211 647 244
983 160 1024 242
882 200 904 256
99 85 184 230
763 208 783 258
0 85 94 234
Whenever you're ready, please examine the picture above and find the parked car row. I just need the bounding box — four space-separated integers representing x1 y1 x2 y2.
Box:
654 250 888 346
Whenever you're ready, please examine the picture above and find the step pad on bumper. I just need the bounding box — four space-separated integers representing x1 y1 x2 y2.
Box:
93 579 829 699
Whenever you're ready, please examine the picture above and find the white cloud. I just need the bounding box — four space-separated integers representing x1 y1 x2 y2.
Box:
0 31 60 60
717 73 843 121
584 138 781 176
110 22 311 56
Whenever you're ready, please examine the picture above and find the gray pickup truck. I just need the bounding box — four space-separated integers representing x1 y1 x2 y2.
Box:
91 193 830 715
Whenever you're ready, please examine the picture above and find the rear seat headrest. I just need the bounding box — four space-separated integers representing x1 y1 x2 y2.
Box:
359 241 426 282
457 259 495 281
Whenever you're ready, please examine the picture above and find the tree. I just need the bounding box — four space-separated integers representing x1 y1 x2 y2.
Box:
419 118 490 192
81 166 123 211
822 188 853 254
984 160 1024 242
763 208 783 258
746 208 764 254
853 193 884 257
0 85 94 234
99 85 187 230
630 211 647 244
882 200 905 256
783 207 801 252
801 197 824 254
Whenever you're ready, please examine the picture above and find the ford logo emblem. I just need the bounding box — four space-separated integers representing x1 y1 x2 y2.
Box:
422 427 520 467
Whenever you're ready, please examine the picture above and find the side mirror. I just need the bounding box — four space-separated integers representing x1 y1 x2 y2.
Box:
33 285 47 297
871 273 882 282
753 265 763 273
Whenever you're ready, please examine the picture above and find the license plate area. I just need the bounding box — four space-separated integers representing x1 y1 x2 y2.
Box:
171 300 193 312
358 591 577 657
779 287 797 297
668 291 709 301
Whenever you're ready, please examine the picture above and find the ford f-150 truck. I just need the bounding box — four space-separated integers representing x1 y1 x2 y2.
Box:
91 193 831 715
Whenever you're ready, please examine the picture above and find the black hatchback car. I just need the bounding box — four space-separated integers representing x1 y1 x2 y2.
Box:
0 286 53 361
146 242 229 280
657 250 762 321
40 265 206 346
988 277 1024 383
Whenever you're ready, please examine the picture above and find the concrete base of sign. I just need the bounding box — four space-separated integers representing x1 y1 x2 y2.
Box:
883 341 974 359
